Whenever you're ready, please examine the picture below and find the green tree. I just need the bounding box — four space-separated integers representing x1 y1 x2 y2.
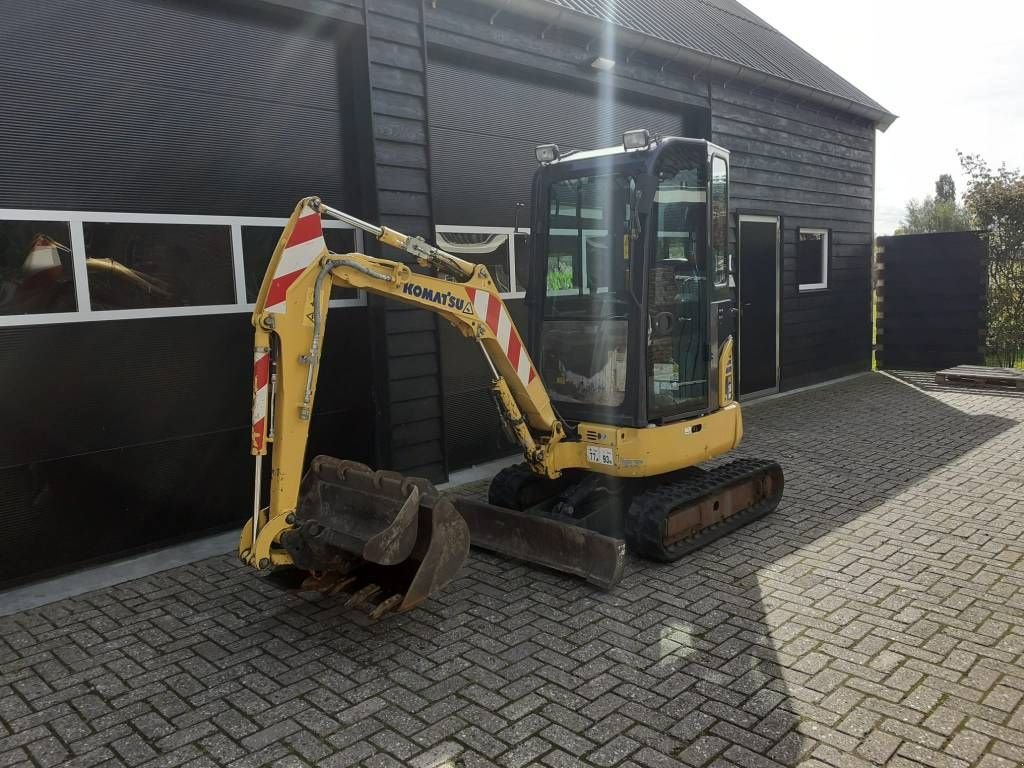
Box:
895 174 973 234
960 153 1024 368
935 173 956 203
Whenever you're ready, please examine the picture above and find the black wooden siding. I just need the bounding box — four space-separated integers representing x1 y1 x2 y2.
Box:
362 0 447 481
0 0 374 585
711 85 876 389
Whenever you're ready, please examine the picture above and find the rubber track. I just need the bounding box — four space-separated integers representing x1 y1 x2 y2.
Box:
624 458 784 561
488 463 536 510
488 462 569 510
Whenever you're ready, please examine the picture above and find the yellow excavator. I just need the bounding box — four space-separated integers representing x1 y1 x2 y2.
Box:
239 132 783 619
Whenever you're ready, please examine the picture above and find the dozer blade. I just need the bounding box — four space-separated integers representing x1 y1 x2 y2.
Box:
452 497 626 589
279 456 469 619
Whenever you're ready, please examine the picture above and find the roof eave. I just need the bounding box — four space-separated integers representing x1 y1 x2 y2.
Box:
471 0 897 131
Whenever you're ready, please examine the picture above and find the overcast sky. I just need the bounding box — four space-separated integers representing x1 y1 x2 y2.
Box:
740 0 1024 234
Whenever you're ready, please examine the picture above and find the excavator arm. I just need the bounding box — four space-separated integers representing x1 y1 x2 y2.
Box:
239 198 625 614
246 196 566 543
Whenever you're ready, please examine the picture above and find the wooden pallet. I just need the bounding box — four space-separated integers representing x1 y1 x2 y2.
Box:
935 365 1024 390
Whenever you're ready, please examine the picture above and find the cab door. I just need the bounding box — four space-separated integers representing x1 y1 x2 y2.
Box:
642 141 712 423
707 151 736 412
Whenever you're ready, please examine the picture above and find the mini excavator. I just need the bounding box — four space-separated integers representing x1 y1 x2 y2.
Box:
239 132 783 619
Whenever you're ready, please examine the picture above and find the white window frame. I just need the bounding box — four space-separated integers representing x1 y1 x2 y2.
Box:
435 225 528 299
0 208 366 328
797 227 829 292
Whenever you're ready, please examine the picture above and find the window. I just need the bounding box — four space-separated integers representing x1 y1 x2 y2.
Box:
434 227 526 298
647 145 709 420
540 173 632 408
0 210 365 327
710 155 729 286
83 222 234 309
242 226 357 303
0 221 77 316
797 228 829 291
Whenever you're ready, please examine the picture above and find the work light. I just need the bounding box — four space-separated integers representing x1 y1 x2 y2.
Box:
535 144 560 164
623 129 652 150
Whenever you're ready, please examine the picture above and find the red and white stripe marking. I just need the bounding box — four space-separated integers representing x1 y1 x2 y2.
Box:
264 203 326 313
466 287 536 385
252 350 270 454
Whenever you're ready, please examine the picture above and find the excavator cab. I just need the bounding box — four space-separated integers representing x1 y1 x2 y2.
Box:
528 133 735 430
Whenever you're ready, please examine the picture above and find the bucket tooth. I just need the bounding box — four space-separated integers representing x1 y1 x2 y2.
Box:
345 584 381 608
369 594 404 621
325 575 359 596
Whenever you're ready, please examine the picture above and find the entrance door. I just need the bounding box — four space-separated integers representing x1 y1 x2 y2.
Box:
737 215 780 397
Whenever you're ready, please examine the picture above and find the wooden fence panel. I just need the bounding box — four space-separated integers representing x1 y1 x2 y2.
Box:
875 232 987 370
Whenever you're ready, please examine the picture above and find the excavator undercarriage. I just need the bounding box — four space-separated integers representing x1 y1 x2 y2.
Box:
240 134 785 620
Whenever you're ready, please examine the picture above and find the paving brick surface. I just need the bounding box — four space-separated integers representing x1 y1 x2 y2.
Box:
1 372 1022 767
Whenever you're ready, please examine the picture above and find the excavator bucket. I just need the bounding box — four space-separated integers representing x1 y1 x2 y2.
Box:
279 457 470 619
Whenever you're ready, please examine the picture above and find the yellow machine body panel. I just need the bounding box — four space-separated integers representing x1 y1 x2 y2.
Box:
552 403 742 479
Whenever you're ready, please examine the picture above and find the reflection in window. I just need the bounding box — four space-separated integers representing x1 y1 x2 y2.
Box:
435 231 512 294
647 145 709 419
241 226 357 303
0 221 76 315
541 319 627 407
83 223 233 309
797 229 829 291
541 173 632 408
513 232 530 293
711 156 729 286
544 174 632 299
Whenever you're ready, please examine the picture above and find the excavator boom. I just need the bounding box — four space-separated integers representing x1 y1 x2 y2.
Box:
240 198 625 617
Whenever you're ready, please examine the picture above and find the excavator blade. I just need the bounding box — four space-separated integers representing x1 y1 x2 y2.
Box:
279 456 469 619
451 497 626 589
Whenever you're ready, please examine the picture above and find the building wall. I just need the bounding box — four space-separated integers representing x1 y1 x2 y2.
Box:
712 86 876 389
0 0 376 585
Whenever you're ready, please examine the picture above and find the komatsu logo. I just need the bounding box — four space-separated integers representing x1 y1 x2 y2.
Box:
402 282 474 314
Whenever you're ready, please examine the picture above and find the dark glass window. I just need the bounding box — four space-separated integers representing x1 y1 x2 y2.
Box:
711 156 729 286
513 232 530 293
0 221 76 315
540 173 632 408
797 229 829 290
434 232 512 294
646 150 709 420
83 222 233 309
241 226 357 303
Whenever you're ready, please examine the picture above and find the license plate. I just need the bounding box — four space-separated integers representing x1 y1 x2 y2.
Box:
585 445 614 466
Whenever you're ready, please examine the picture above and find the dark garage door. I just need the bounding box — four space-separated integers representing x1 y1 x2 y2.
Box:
0 1 372 585
427 54 697 469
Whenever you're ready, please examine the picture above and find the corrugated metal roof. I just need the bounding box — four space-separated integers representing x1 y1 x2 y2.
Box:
539 0 893 122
